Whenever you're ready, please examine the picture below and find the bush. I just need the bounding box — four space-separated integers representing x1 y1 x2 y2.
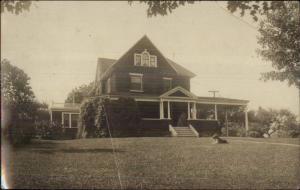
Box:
106 97 141 137
35 121 64 140
5 121 36 145
248 130 262 138
247 122 265 137
222 122 246 137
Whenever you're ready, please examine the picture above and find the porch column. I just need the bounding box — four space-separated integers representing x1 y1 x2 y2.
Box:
50 110 53 122
192 102 197 119
214 104 218 120
160 99 164 119
245 106 249 136
167 101 171 119
62 112 64 125
187 102 191 120
69 114 72 128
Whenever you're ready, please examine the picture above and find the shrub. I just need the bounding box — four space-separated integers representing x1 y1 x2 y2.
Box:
35 121 64 140
222 122 246 137
106 97 141 137
248 130 262 138
5 121 36 145
247 122 265 137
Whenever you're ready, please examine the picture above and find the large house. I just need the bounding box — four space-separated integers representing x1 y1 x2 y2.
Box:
50 35 249 137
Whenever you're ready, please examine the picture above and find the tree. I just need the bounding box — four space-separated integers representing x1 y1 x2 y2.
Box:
128 1 195 17
1 59 37 123
1 0 32 15
228 1 300 88
1 59 38 144
65 82 95 104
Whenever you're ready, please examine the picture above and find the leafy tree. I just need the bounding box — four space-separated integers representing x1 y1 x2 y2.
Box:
246 107 300 138
268 109 300 137
1 59 37 124
1 59 38 144
128 1 195 17
1 0 32 15
65 82 95 104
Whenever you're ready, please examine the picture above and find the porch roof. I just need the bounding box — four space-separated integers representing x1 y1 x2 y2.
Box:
103 93 248 106
197 96 249 106
49 102 81 112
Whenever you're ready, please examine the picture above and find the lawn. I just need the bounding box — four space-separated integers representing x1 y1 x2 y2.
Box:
3 137 300 189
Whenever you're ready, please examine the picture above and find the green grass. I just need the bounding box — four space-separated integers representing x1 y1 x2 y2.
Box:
4 137 300 189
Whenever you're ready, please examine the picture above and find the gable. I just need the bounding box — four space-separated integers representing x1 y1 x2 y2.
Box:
113 35 177 74
99 35 196 80
168 91 190 97
160 86 197 99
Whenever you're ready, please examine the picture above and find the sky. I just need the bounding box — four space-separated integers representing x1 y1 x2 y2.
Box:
1 1 299 114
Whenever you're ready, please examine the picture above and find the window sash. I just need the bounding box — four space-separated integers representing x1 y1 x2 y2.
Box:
135 54 141 66
134 51 157 68
150 56 157 67
130 75 143 91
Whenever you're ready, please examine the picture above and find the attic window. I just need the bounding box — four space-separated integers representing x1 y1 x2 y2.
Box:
134 49 157 68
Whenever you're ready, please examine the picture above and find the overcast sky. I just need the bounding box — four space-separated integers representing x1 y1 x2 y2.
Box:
1 1 298 114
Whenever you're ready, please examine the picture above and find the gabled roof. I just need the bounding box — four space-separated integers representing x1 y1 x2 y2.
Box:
166 58 196 78
160 86 197 99
95 58 116 82
96 35 196 80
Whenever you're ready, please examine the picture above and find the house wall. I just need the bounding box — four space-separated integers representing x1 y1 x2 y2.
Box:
110 71 190 95
139 119 171 137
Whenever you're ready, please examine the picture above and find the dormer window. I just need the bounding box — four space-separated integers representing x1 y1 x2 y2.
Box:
134 49 157 67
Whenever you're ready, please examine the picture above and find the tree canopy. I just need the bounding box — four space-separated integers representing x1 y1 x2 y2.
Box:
1 59 37 124
65 82 95 104
1 0 32 15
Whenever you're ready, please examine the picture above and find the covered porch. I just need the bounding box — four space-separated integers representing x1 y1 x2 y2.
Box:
118 86 249 136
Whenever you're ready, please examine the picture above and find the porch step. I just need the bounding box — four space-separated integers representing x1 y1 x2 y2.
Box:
173 126 198 137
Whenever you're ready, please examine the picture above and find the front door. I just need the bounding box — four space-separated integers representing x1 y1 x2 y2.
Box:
171 102 188 126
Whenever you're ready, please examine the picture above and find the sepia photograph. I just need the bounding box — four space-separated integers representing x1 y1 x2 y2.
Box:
1 1 300 189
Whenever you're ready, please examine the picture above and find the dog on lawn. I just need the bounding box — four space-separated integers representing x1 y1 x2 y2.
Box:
212 133 228 144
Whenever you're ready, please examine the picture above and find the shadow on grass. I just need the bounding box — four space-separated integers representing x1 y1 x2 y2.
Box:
33 148 125 154
14 140 125 154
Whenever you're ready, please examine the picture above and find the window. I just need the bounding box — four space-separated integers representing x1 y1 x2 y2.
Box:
62 113 79 128
142 51 150 66
150 56 157 67
130 73 143 92
163 77 172 91
134 54 141 66
134 49 157 68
